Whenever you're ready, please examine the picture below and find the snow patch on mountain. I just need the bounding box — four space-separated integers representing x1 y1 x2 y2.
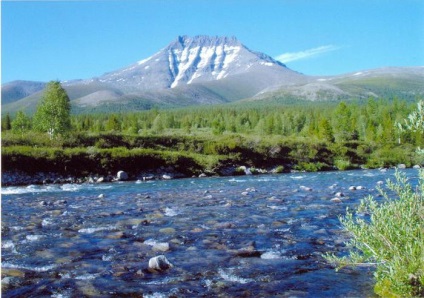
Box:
94 35 291 91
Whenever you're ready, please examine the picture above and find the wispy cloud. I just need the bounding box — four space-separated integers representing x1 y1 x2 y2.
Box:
275 45 341 63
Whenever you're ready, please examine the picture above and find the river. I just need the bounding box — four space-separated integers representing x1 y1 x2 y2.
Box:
2 168 419 297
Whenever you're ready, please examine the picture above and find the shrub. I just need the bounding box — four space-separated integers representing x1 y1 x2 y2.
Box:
273 165 285 173
334 159 353 171
325 169 424 297
294 162 327 172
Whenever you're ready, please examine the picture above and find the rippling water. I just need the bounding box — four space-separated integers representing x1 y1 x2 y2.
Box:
2 169 418 297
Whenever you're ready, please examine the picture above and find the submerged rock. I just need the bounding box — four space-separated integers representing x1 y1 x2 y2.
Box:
300 186 313 191
148 255 173 272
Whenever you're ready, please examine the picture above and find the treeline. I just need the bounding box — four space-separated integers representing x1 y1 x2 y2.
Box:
57 98 424 146
4 97 421 145
2 98 423 179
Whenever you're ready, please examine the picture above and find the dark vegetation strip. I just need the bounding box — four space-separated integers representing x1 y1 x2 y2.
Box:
2 98 423 184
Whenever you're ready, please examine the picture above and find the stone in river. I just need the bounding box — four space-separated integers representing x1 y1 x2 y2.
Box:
117 171 129 181
159 227 176 234
331 198 342 203
232 241 261 258
148 255 173 272
107 231 125 239
2 268 26 278
300 186 313 191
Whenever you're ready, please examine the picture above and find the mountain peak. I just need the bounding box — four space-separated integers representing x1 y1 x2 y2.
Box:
93 35 297 91
173 35 241 48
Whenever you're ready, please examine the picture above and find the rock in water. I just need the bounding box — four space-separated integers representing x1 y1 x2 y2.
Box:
117 171 128 181
148 255 173 272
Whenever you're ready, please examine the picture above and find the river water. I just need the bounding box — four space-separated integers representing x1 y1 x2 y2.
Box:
2 169 419 297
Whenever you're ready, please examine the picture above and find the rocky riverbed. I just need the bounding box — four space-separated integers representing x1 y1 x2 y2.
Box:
5 169 417 297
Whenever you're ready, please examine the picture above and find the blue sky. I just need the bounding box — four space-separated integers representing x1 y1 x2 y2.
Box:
2 0 424 84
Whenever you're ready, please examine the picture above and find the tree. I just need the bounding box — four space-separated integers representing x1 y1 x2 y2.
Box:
318 118 334 142
2 113 12 131
333 102 353 142
11 111 31 135
151 114 164 134
33 81 71 138
397 100 424 154
106 114 121 132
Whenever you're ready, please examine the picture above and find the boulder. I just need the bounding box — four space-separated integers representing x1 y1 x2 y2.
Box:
232 241 261 258
219 166 237 176
237 166 252 175
397 164 407 169
300 186 312 191
148 255 173 271
117 171 129 181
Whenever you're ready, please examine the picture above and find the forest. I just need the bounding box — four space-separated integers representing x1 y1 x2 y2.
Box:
2 97 424 180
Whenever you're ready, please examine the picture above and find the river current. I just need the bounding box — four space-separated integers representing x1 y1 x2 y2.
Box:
2 169 419 297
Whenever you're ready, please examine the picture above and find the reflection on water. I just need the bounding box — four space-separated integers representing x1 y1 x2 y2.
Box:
2 169 417 297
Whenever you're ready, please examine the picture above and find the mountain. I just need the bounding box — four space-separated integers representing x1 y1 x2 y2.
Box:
2 36 424 114
1 81 46 105
248 66 424 103
96 35 306 90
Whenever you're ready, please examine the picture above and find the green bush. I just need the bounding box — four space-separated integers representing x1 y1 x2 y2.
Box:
325 169 424 297
294 162 327 172
273 165 285 173
334 159 353 171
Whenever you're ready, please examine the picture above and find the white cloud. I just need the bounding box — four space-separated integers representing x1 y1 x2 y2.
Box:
275 45 341 63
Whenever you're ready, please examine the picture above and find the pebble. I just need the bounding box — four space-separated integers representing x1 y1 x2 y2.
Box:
159 227 176 234
148 255 173 272
300 186 312 191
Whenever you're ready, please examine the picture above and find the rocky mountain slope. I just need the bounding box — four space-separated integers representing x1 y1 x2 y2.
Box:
2 36 424 114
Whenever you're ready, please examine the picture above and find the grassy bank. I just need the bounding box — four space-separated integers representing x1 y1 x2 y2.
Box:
2 131 421 182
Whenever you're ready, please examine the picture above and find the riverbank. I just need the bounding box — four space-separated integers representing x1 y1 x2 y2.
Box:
2 132 422 186
0 165 286 187
2 162 421 187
